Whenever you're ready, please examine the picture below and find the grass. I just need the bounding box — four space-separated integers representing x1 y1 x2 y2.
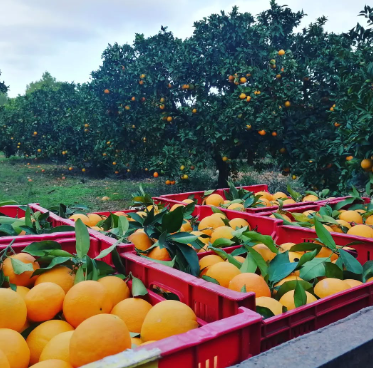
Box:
0 153 302 212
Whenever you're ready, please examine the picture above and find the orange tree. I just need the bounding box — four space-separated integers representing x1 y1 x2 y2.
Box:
329 6 373 193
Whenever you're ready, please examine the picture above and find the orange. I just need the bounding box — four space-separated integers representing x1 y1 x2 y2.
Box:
131 337 143 347
302 195 319 202
303 210 316 217
227 203 244 211
153 172 159 178
361 159 373 169
198 215 224 236
229 273 271 297
283 198 296 205
206 262 241 287
182 199 194 204
181 219 193 232
97 276 130 307
270 213 292 222
148 246 171 261
34 266 75 293
70 314 131 367
0 329 30 368
311 224 333 232
0 289 27 331
256 297 283 315
347 224 373 238
344 279 363 288
365 216 373 225
210 226 234 244
258 130 266 136
68 213 90 225
111 298 152 333
314 278 351 298
205 194 224 207
29 360 73 368
278 49 285 56
274 275 303 291
63 280 113 328
0 350 10 368
141 301 198 342
86 213 102 226
140 340 157 346
229 218 250 230
278 243 296 253
314 244 338 262
239 93 247 99
339 210 363 224
226 256 246 263
252 243 276 262
39 331 74 363
272 192 288 200
128 232 154 251
256 191 273 201
330 219 351 233
170 203 184 212
279 290 317 310
2 253 40 287
25 282 65 322
26 320 73 365
199 255 224 276
14 286 29 300
289 252 303 263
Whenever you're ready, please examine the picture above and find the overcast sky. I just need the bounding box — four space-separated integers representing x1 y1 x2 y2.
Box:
0 0 369 97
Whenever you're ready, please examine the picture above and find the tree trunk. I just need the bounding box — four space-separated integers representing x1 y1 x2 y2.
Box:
214 153 229 188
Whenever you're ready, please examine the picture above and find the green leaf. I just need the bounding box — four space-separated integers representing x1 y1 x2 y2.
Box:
290 243 322 252
94 239 120 260
240 253 257 273
0 269 4 287
75 219 90 259
48 225 75 233
130 332 140 338
362 261 373 282
118 216 129 237
275 280 313 300
95 261 115 277
168 233 198 244
209 246 242 268
294 281 307 308
287 184 302 202
177 243 200 277
0 200 18 206
339 249 363 274
25 206 32 228
202 275 220 284
256 306 275 319
240 285 247 293
314 218 336 250
244 245 268 277
211 238 235 248
140 255 176 267
334 197 356 211
324 262 343 279
23 241 62 256
162 206 184 233
74 266 85 284
10 258 34 275
291 213 313 223
299 258 330 281
296 249 318 268
111 248 126 275
268 252 298 284
204 190 215 196
131 275 148 296
32 257 72 276
0 224 17 236
241 231 278 254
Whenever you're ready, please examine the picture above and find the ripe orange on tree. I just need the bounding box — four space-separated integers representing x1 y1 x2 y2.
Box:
239 93 246 99
104 89 110 94
278 49 285 55
285 101 291 107
346 155 354 161
153 172 159 178
246 96 251 102
258 130 266 136
240 77 247 83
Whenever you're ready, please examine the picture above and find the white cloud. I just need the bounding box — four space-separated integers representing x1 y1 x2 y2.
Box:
0 0 369 96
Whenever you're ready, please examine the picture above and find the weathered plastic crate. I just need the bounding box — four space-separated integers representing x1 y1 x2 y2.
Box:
0 203 76 243
0 234 263 368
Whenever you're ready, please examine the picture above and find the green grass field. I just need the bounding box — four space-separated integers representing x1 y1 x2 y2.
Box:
0 153 166 211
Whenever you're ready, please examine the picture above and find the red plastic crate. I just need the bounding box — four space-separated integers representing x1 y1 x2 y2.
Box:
0 203 77 244
0 234 100 258
159 184 269 204
0 235 263 367
134 307 262 368
119 252 256 323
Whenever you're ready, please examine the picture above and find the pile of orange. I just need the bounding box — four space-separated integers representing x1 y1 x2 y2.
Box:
0 254 198 367
276 207 373 239
202 191 321 210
